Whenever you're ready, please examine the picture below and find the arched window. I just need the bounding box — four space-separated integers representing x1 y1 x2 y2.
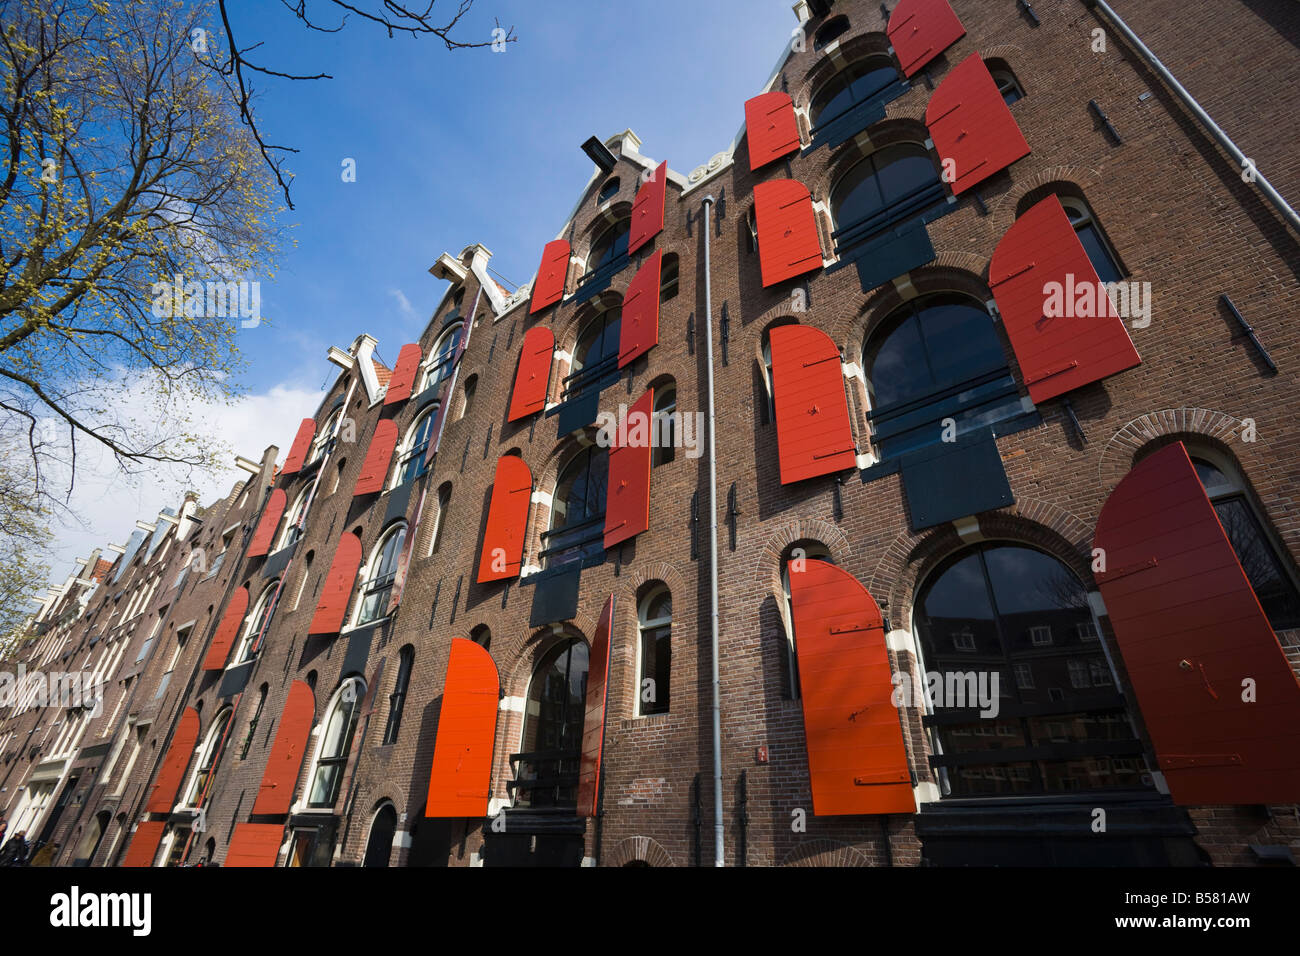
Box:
445 288 465 323
987 59 1025 105
830 143 946 250
759 319 801 424
810 56 901 130
292 552 314 610
182 708 234 808
470 623 491 651
545 446 608 569
1192 455 1300 629
393 406 437 488
652 384 677 467
515 638 589 809
1058 196 1123 283
354 524 407 626
863 293 1024 459
329 459 347 496
233 582 279 665
306 677 366 809
426 482 452 557
588 217 631 273
382 645 414 745
597 177 620 204
915 543 1148 797
813 14 850 50
457 375 477 422
73 810 111 866
278 488 311 550
363 803 397 867
420 323 464 395
240 683 269 758
308 409 342 466
637 586 672 716
566 307 622 402
780 542 834 699
660 253 679 303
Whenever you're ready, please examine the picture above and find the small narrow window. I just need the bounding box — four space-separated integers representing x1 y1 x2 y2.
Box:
1058 196 1124 284
428 483 452 556
813 14 849 50
637 587 672 716
659 254 679 303
330 459 347 496
597 177 620 203
241 684 269 759
652 384 677 468
470 624 492 651
457 375 478 422
780 542 835 699
382 646 414 745
292 552 315 611
987 60 1025 105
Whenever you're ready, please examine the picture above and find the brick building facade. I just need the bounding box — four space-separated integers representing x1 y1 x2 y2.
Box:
3 0 1299 868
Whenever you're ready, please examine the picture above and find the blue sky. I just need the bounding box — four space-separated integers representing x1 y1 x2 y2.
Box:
234 0 796 391
45 0 798 581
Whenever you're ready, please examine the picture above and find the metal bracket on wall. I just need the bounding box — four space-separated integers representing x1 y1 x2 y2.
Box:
1060 396 1088 444
737 770 749 868
1018 0 1040 27
1221 294 1278 373
687 312 695 355
727 482 740 551
1089 99 1122 144
690 491 699 560
691 773 703 868
449 574 463 625
428 579 442 628
720 303 730 366
483 422 493 459
833 474 846 521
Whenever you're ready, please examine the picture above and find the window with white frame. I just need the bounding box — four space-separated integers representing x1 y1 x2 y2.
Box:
636 586 672 716
353 525 406 627
420 324 464 396
277 488 312 551
233 582 279 666
181 708 234 809
1028 625 1052 647
308 409 342 466
393 406 437 488
780 541 834 700
306 677 366 809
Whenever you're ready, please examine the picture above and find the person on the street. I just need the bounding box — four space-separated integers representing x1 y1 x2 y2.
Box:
28 841 59 866
0 818 8 846
0 830 29 866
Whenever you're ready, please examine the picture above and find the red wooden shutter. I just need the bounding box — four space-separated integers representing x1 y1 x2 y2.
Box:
281 418 316 475
1095 442 1300 805
309 532 364 635
354 419 399 496
120 821 167 868
745 91 801 171
145 707 200 813
476 455 532 583
753 180 824 287
247 488 287 558
887 0 966 77
252 680 315 815
989 195 1140 403
769 325 857 484
787 559 913 815
578 595 615 816
384 343 423 406
604 389 653 549
925 53 1030 195
507 327 555 422
425 638 499 817
618 250 662 368
529 239 571 314
224 823 284 867
629 161 667 255
201 586 249 672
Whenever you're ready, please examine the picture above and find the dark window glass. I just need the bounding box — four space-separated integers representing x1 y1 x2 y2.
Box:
308 681 365 808
568 310 622 401
811 58 900 128
395 410 436 486
1076 224 1123 284
597 178 620 203
184 710 233 807
813 15 850 50
589 219 630 272
546 447 608 569
357 527 406 625
363 805 397 867
515 639 589 809
831 145 945 245
639 591 672 715
382 646 414 745
916 545 1150 797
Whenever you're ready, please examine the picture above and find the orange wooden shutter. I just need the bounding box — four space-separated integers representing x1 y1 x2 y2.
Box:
384 343 423 406
577 595 615 816
769 325 857 484
477 455 532 583
618 251 662 368
201 586 249 672
507 327 555 422
989 194 1140 403
787 559 913 815
281 418 316 475
604 389 653 549
745 91 801 171
120 821 167 868
354 419 399 496
308 532 364 635
753 180 824 287
887 0 966 77
145 707 200 813
629 161 668 255
1095 442 1300 804
925 53 1030 195
224 823 285 867
247 488 287 558
425 638 500 817
252 680 316 815
529 239 571 314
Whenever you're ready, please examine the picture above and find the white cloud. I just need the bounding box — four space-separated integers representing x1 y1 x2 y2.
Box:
388 287 417 320
40 380 323 585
